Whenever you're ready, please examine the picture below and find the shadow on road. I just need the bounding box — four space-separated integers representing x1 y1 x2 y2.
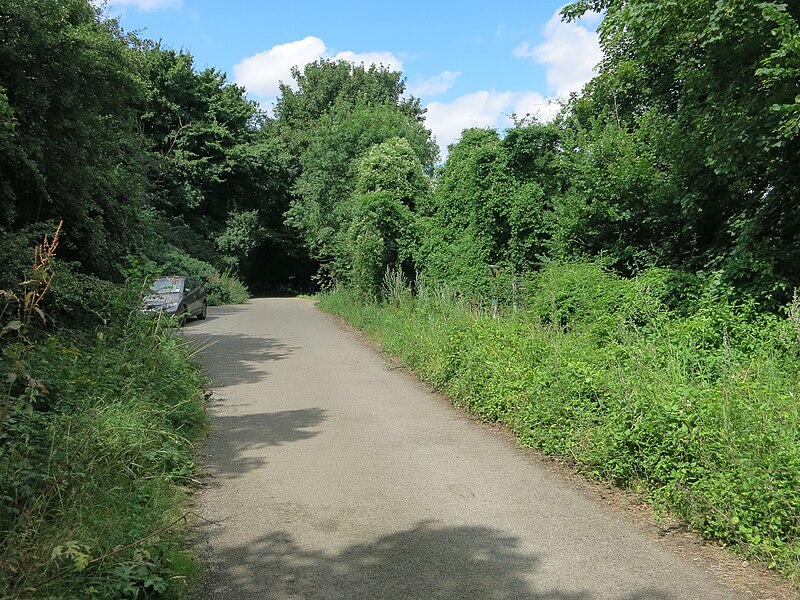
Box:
195 520 675 600
202 407 327 479
188 331 295 387
183 305 241 325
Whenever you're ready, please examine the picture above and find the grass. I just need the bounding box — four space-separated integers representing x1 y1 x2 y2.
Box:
1 248 209 598
318 263 800 586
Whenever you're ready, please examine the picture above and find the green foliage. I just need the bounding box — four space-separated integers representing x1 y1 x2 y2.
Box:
139 44 276 224
277 59 437 289
320 262 800 581
561 0 800 303
757 3 800 141
148 248 249 306
1 253 207 599
136 43 308 293
274 59 428 157
341 192 417 299
204 270 249 306
286 102 435 266
215 209 265 268
0 0 150 277
355 137 431 209
324 138 430 298
549 113 681 272
417 125 559 295
287 100 438 292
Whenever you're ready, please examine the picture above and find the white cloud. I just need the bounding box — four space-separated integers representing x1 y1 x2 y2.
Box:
234 37 404 108
425 91 514 152
407 71 461 98
512 42 535 59
512 91 562 123
103 0 181 11
332 50 403 72
424 90 561 157
514 9 602 98
233 37 327 100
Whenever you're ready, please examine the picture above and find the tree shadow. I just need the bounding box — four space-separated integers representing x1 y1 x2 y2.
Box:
195 521 677 599
187 331 295 387
183 305 241 324
202 407 328 480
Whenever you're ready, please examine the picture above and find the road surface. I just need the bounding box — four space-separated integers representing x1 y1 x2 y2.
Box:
187 297 754 600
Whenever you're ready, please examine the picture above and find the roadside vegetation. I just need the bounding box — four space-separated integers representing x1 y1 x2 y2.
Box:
0 228 208 598
308 0 800 584
1 1 258 597
320 264 800 582
2 0 799 595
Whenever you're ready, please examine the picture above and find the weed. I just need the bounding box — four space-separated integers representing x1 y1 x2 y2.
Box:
0 227 208 598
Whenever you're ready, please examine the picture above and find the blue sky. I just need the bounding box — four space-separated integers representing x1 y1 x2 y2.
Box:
100 0 603 154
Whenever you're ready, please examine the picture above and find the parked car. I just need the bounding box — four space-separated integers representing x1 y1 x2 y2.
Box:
142 276 207 324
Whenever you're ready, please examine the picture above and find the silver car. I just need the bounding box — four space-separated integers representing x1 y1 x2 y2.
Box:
143 276 208 324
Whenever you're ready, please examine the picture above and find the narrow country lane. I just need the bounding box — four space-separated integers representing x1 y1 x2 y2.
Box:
186 298 748 600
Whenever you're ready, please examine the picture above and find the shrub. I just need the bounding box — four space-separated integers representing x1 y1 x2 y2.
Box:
1 233 208 599
122 249 250 306
204 269 249 305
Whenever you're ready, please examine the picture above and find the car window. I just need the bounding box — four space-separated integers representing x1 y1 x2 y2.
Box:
151 278 181 293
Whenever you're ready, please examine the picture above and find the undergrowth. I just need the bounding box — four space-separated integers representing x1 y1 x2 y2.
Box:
124 250 250 307
0 228 208 599
319 263 800 586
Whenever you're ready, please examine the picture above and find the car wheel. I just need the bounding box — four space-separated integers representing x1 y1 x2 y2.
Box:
197 300 207 320
179 305 188 326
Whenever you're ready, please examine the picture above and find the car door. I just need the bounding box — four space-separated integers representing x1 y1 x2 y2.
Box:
184 278 200 315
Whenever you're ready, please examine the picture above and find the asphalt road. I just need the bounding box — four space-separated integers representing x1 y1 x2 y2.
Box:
187 297 749 600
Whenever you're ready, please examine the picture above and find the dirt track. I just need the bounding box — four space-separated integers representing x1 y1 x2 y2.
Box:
187 297 768 600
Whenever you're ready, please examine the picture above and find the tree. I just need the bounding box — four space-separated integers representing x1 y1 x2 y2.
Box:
0 0 151 277
335 138 428 297
274 59 437 288
549 112 682 272
563 0 800 300
139 45 265 236
274 59 426 157
417 125 559 292
137 44 310 291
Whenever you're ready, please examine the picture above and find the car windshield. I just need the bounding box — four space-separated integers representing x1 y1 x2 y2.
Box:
150 278 182 293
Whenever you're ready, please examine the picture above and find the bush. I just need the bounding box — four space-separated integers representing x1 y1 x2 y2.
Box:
1 243 208 598
204 269 249 305
122 249 250 306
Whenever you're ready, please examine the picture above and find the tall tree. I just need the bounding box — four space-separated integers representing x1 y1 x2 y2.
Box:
417 125 559 292
563 0 800 298
277 60 437 285
137 44 309 290
338 137 428 297
0 0 150 277
274 59 426 157
139 46 264 243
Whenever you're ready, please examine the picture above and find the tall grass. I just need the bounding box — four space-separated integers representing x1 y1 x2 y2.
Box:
1 239 208 598
319 263 800 584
